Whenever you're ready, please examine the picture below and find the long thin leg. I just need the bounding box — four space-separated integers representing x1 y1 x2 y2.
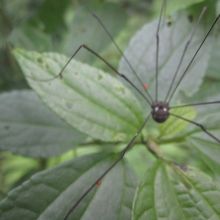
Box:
155 0 166 101
168 14 220 103
63 114 151 220
170 112 220 143
66 45 152 105
91 13 154 103
170 100 220 109
164 7 207 102
32 44 152 106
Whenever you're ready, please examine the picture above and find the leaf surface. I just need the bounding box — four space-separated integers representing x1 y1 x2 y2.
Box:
13 49 144 142
119 12 212 102
0 91 86 157
0 153 137 220
133 161 220 220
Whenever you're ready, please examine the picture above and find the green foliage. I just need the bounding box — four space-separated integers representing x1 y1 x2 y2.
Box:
13 49 144 141
159 106 197 138
119 11 212 102
62 1 128 63
0 91 86 157
0 153 137 220
153 0 206 14
133 161 220 220
1 0 220 219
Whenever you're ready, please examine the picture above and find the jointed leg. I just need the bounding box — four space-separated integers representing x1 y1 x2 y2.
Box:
155 0 166 101
165 7 207 102
63 114 151 220
91 13 154 103
58 44 152 106
170 113 220 143
170 100 220 109
168 14 220 103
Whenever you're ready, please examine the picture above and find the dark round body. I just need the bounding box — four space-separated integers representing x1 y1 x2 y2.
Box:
151 101 169 123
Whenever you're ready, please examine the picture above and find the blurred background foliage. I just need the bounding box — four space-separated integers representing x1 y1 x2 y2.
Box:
0 0 219 202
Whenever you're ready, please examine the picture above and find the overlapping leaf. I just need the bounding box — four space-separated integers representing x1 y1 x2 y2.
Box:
13 49 145 142
0 153 137 220
0 90 86 157
133 161 220 220
63 1 128 64
159 106 197 139
153 0 206 15
119 11 212 102
5 3 220 220
190 138 220 173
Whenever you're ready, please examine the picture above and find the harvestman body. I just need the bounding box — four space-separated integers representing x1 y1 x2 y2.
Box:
37 1 220 219
151 101 169 123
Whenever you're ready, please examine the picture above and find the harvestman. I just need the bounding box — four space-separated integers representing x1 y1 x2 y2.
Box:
37 1 220 219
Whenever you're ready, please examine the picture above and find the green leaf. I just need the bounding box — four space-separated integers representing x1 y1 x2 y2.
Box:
186 79 220 102
0 153 38 193
133 161 220 220
153 0 206 15
9 24 53 52
119 11 212 102
1 0 39 27
0 153 137 220
0 90 86 158
133 161 185 220
125 144 156 179
160 106 197 139
0 8 12 48
37 0 70 33
207 36 220 80
13 49 144 142
62 1 128 63
190 138 220 174
188 103 220 142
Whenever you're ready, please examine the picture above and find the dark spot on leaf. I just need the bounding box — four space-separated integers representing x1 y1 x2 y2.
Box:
4 125 10 130
115 86 125 94
96 180 102 187
79 27 86 33
180 164 188 171
188 15 194 23
66 103 73 109
98 75 103 80
166 16 173 27
113 132 127 141
175 162 188 171
37 57 43 63
167 21 172 26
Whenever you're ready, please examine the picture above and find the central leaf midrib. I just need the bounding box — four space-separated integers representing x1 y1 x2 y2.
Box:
163 165 187 220
47 91 134 135
35 57 138 131
36 154 114 219
187 174 220 218
65 59 144 125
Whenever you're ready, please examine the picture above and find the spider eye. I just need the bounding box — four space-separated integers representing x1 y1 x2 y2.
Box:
163 107 167 112
155 107 159 112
